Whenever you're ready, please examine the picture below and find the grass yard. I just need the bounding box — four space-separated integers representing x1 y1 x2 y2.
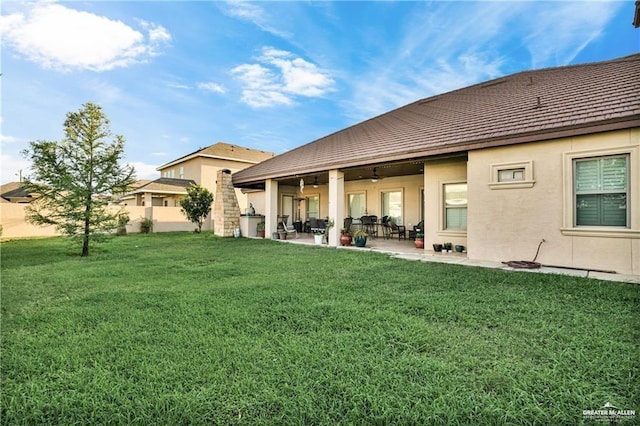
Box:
1 233 638 425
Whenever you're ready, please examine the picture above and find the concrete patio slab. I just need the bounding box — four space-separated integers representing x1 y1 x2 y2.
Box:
269 234 638 284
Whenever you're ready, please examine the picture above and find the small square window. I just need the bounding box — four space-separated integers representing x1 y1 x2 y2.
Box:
489 161 534 189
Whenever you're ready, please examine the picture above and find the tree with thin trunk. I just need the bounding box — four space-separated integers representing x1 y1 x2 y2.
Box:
22 102 136 256
180 184 214 233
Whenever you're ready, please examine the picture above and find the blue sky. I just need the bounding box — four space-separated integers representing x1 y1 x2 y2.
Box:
1 1 638 184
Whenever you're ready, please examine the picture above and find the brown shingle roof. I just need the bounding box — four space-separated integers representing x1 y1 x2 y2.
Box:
130 178 196 194
233 54 640 186
158 142 274 170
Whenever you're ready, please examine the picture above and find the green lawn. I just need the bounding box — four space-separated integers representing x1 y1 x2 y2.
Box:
1 233 638 425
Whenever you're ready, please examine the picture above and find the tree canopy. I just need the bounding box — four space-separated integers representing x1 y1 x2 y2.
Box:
22 102 136 256
180 184 214 233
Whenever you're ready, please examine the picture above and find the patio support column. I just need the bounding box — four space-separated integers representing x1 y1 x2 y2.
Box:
328 169 344 247
265 179 278 239
422 161 428 251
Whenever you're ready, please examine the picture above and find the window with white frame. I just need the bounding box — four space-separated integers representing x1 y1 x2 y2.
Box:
348 193 366 218
444 183 467 230
574 155 629 227
381 190 403 224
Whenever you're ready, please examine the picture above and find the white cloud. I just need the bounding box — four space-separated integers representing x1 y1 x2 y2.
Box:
343 1 622 121
0 134 20 144
221 1 291 39
232 47 334 108
0 3 171 72
524 2 621 67
128 161 160 180
167 83 190 90
151 152 167 157
197 82 226 94
223 1 264 22
138 19 172 44
260 48 334 97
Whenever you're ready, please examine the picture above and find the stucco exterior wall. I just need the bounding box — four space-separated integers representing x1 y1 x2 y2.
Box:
423 158 468 250
467 129 639 275
0 205 205 239
158 157 202 183
0 203 58 239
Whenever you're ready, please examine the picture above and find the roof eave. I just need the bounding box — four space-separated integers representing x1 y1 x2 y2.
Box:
157 153 267 171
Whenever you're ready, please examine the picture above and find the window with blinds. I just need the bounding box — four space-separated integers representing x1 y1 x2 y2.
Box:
444 183 467 230
574 155 628 227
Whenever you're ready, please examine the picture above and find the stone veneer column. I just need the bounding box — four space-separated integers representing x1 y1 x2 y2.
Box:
213 169 241 237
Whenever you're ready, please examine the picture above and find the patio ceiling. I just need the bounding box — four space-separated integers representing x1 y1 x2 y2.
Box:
273 154 466 187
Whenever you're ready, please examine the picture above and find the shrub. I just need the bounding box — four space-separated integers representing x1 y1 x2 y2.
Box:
140 217 153 234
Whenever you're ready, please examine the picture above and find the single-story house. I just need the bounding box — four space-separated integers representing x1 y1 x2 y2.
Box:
233 54 640 275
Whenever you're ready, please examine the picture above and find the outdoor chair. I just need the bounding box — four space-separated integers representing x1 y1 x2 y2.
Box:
309 218 319 233
386 220 406 240
310 218 326 234
409 220 424 240
380 216 390 239
283 223 298 238
361 215 378 238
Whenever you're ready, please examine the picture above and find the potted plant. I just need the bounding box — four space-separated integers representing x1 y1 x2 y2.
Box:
352 229 368 247
340 228 352 246
443 242 453 252
455 244 465 253
414 233 424 249
256 221 266 238
432 243 443 252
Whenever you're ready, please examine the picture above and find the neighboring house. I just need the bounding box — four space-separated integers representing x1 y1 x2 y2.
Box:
153 142 274 213
119 178 193 207
0 182 34 203
233 54 640 275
